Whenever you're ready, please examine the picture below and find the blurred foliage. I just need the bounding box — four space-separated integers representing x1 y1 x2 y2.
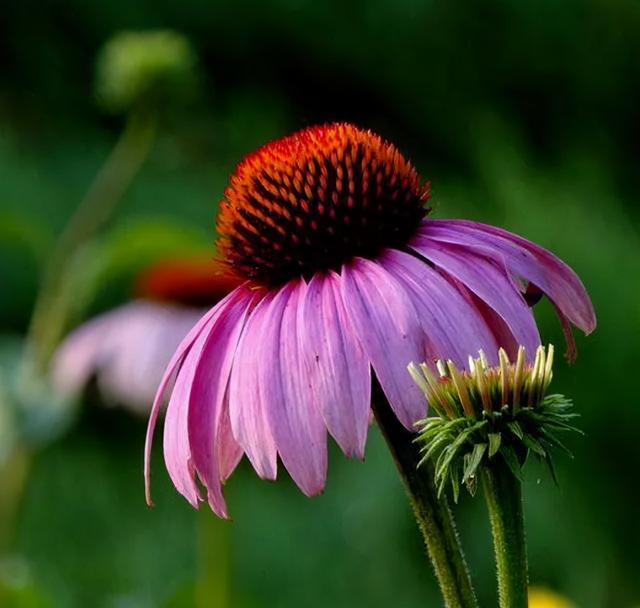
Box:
0 0 639 607
529 586 577 608
0 336 75 463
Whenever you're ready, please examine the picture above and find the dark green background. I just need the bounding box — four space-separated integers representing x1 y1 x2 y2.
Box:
1 1 639 606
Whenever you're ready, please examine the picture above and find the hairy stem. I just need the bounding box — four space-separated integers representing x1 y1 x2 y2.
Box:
371 383 478 608
481 458 528 608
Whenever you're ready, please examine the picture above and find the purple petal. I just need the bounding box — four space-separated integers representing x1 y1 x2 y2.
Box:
380 249 499 367
163 324 213 508
217 396 244 483
144 284 250 506
262 280 327 496
421 219 596 334
459 284 521 359
228 292 278 480
300 272 371 459
340 258 426 429
410 237 541 358
187 289 253 518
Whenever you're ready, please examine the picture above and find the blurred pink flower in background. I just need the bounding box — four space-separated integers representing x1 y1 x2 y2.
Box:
52 258 240 415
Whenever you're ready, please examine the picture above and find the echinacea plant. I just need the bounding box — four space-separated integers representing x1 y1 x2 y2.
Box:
145 123 595 608
411 345 581 608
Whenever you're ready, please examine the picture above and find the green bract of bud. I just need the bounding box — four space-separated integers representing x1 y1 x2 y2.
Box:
409 346 581 501
95 30 198 114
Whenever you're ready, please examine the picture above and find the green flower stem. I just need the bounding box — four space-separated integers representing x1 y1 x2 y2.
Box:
481 458 528 608
26 108 157 372
371 383 478 608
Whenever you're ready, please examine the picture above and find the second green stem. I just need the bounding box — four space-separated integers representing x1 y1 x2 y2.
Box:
481 458 529 608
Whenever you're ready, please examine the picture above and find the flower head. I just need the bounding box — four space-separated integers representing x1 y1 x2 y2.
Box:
146 123 595 518
411 345 581 499
53 258 239 414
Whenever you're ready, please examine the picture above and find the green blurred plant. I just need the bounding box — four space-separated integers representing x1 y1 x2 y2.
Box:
27 30 198 374
0 27 200 573
0 556 53 608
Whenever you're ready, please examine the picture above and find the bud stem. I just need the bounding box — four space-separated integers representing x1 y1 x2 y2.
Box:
371 381 478 608
481 459 529 608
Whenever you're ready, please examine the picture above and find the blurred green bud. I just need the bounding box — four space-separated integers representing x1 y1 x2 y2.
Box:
95 30 198 114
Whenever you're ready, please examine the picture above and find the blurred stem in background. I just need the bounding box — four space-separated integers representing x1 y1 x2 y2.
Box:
1 29 200 594
371 381 478 608
0 446 30 553
23 28 198 376
25 108 157 373
196 509 231 608
8 109 157 556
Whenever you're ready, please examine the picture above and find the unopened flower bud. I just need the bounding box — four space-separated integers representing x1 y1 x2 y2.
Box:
95 30 197 114
410 345 580 500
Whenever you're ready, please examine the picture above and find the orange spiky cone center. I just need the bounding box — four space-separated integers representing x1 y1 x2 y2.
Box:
216 123 431 285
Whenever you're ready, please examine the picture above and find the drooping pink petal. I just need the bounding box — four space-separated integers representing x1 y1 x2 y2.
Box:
144 284 249 506
552 301 578 363
340 257 426 429
187 288 254 518
428 268 523 361
410 237 541 359
459 284 521 360
300 272 371 459
228 292 278 480
262 279 327 496
217 396 244 483
421 219 596 334
163 325 212 508
380 249 499 367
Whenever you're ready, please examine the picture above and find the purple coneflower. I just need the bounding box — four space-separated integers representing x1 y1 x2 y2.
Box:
145 123 595 518
53 258 240 414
